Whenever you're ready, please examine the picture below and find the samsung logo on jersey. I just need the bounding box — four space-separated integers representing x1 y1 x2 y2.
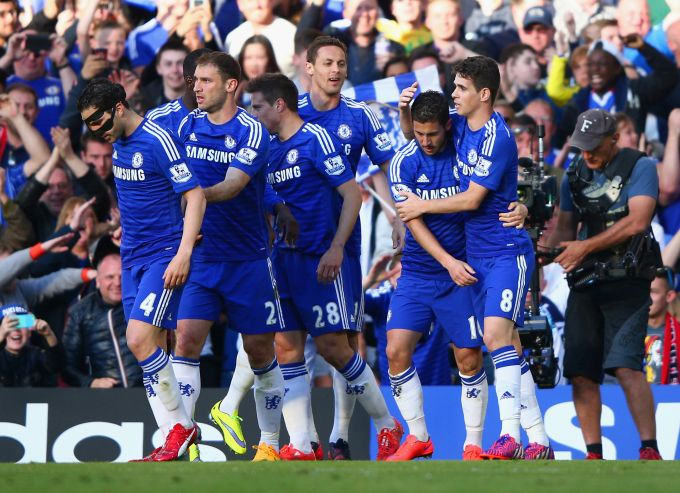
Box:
268 166 302 184
113 165 145 181
416 186 459 200
186 145 236 163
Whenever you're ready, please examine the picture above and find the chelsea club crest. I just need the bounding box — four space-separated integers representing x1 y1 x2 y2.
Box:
337 124 352 140
286 149 298 164
132 152 143 168
467 149 478 165
225 135 237 149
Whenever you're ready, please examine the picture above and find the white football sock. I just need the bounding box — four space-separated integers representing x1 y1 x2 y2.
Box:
519 357 549 446
140 347 192 429
459 368 488 447
305 372 320 444
253 358 284 451
389 365 427 442
171 355 201 419
280 361 312 453
329 368 356 443
339 352 394 431
490 346 521 441
220 346 254 415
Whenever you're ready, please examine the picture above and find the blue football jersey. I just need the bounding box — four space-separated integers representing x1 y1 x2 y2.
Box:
390 140 466 280
451 110 532 257
268 122 355 255
298 94 395 257
145 98 191 135
178 107 269 262
112 119 199 268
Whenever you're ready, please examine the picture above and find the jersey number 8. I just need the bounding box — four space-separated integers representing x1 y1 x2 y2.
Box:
313 302 341 328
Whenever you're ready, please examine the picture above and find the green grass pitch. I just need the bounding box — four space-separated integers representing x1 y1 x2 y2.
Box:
2 461 678 493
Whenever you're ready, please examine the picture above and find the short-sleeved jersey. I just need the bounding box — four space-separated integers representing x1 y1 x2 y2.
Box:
268 122 355 256
145 98 191 135
560 155 659 240
451 110 532 257
112 119 199 268
178 107 269 262
389 140 466 280
298 93 395 257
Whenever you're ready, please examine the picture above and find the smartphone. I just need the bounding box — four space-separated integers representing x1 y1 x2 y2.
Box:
15 313 36 330
190 0 204 7
25 34 52 54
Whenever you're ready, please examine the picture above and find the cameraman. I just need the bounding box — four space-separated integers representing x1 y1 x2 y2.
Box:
544 109 661 460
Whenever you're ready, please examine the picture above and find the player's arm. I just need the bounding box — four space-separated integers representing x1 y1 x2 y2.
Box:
163 186 206 288
398 82 417 141
396 181 489 221
406 217 477 286
555 195 656 272
317 180 362 284
202 167 251 202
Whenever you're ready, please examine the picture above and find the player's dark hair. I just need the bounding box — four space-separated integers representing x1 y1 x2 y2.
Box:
306 35 347 64
452 56 501 104
155 37 189 67
196 51 241 82
295 28 322 55
238 35 281 81
411 91 449 127
247 73 298 112
77 78 128 112
498 43 536 65
183 48 212 79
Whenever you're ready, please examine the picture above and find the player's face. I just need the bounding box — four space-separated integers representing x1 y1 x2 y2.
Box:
249 92 280 134
307 46 347 96
452 74 483 117
80 104 124 143
193 63 235 113
413 119 449 155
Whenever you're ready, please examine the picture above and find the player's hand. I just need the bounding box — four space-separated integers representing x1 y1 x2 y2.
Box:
399 82 418 111
317 244 343 284
500 201 528 229
395 191 426 222
275 204 299 248
90 377 118 388
163 250 191 289
445 258 477 286
392 218 406 252
555 240 591 272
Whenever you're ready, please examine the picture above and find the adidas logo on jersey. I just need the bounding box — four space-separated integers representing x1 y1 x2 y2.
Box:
500 391 515 400
417 174 430 183
189 133 198 142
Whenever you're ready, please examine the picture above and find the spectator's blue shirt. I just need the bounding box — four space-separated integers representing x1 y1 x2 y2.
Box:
451 109 533 257
1 145 29 199
126 18 168 70
178 107 269 262
298 93 394 257
268 122 354 256
145 98 191 136
560 155 659 240
389 140 466 280
112 118 198 268
364 280 451 385
7 75 65 145
624 24 674 75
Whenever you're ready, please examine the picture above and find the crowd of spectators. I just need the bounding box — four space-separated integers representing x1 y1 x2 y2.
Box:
0 0 679 388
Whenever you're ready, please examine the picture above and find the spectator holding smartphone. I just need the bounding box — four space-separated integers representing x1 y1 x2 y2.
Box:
0 305 64 387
